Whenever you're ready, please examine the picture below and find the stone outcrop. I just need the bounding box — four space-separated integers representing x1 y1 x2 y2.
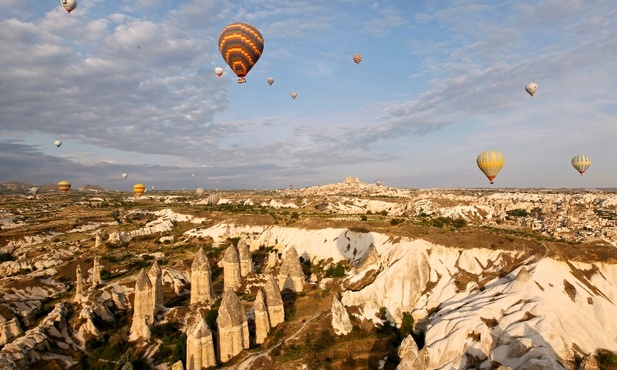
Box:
355 242 380 270
578 353 599 370
171 360 184 370
186 317 216 369
74 264 84 302
94 230 102 248
223 245 241 291
238 238 252 277
148 260 164 312
129 269 153 341
253 288 270 344
216 289 249 362
396 335 427 370
264 251 278 271
0 315 22 346
190 247 214 305
92 256 102 288
277 246 304 292
264 274 285 327
331 295 352 336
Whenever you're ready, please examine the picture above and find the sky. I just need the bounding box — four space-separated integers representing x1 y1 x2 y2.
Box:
1 0 616 191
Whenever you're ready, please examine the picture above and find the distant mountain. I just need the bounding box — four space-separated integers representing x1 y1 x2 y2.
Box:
0 181 107 194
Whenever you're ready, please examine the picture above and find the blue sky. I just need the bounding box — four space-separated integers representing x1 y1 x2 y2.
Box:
1 0 616 191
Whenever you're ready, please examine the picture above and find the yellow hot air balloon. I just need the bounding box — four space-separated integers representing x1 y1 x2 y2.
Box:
525 83 538 97
571 154 591 175
291 92 297 100
476 151 505 184
58 180 71 194
353 54 362 65
218 23 264 83
133 183 146 197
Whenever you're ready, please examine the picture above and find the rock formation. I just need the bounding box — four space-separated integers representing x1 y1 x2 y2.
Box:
355 242 380 270
74 264 84 302
277 246 304 292
264 251 278 271
186 317 216 369
264 274 285 327
0 315 22 346
238 238 252 277
331 295 352 335
129 269 153 341
216 289 249 362
148 260 164 312
190 247 214 305
94 230 102 248
253 288 270 344
92 256 102 288
222 245 241 291
171 361 184 370
396 334 428 370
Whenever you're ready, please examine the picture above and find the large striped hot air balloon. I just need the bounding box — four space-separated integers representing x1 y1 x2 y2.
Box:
477 151 505 184
218 23 264 84
571 154 591 175
353 54 362 65
207 193 220 205
133 183 146 197
58 180 71 194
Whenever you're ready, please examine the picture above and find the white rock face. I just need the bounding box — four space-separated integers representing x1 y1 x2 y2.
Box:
190 247 213 305
186 318 216 369
253 289 270 344
331 296 352 336
148 261 164 311
216 289 249 362
277 246 304 292
264 274 285 327
396 335 427 370
222 245 242 291
129 269 153 341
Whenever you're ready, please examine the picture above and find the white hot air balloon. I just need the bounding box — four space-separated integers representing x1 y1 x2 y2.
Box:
60 0 77 13
54 140 62 147
525 83 538 97
267 77 274 86
196 187 205 196
215 67 223 77
122 173 128 179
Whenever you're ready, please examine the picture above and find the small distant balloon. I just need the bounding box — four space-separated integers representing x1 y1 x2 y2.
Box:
215 67 223 77
353 54 362 65
291 92 297 100
192 173 195 177
58 180 71 194
151 186 155 190
525 83 538 97
122 173 128 179
375 179 382 186
60 0 77 13
54 140 62 147
571 154 592 175
30 187 39 196
196 187 204 195
476 150 505 184
267 77 274 86
133 183 146 197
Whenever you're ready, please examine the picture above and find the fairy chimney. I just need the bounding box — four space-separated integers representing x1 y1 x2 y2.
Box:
92 256 102 287
254 288 270 344
264 274 285 327
186 318 217 369
264 251 278 271
238 238 252 277
94 231 102 248
148 260 164 312
129 269 153 341
223 245 242 291
190 247 214 305
74 264 84 302
331 295 353 335
277 246 304 292
216 289 249 362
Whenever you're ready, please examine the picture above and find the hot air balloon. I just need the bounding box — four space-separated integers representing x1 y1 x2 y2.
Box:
54 140 62 147
196 187 205 196
218 22 264 83
61 0 77 13
192 173 195 177
525 83 538 97
571 155 591 175
133 183 146 197
291 92 297 100
375 179 382 186
30 187 40 196
58 180 71 194
267 77 274 86
122 173 128 179
476 151 505 184
208 193 220 205
215 67 223 77
353 54 362 65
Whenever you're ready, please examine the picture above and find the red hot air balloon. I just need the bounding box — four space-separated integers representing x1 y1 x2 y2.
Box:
218 23 264 83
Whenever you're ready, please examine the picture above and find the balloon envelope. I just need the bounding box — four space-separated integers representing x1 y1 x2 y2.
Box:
218 23 264 83
571 154 591 175
353 54 362 65
477 151 505 184
196 187 205 195
58 180 71 194
525 83 538 96
54 140 62 147
215 67 223 77
267 77 274 86
122 173 128 179
133 183 146 197
208 193 220 205
291 92 297 100
61 0 77 13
